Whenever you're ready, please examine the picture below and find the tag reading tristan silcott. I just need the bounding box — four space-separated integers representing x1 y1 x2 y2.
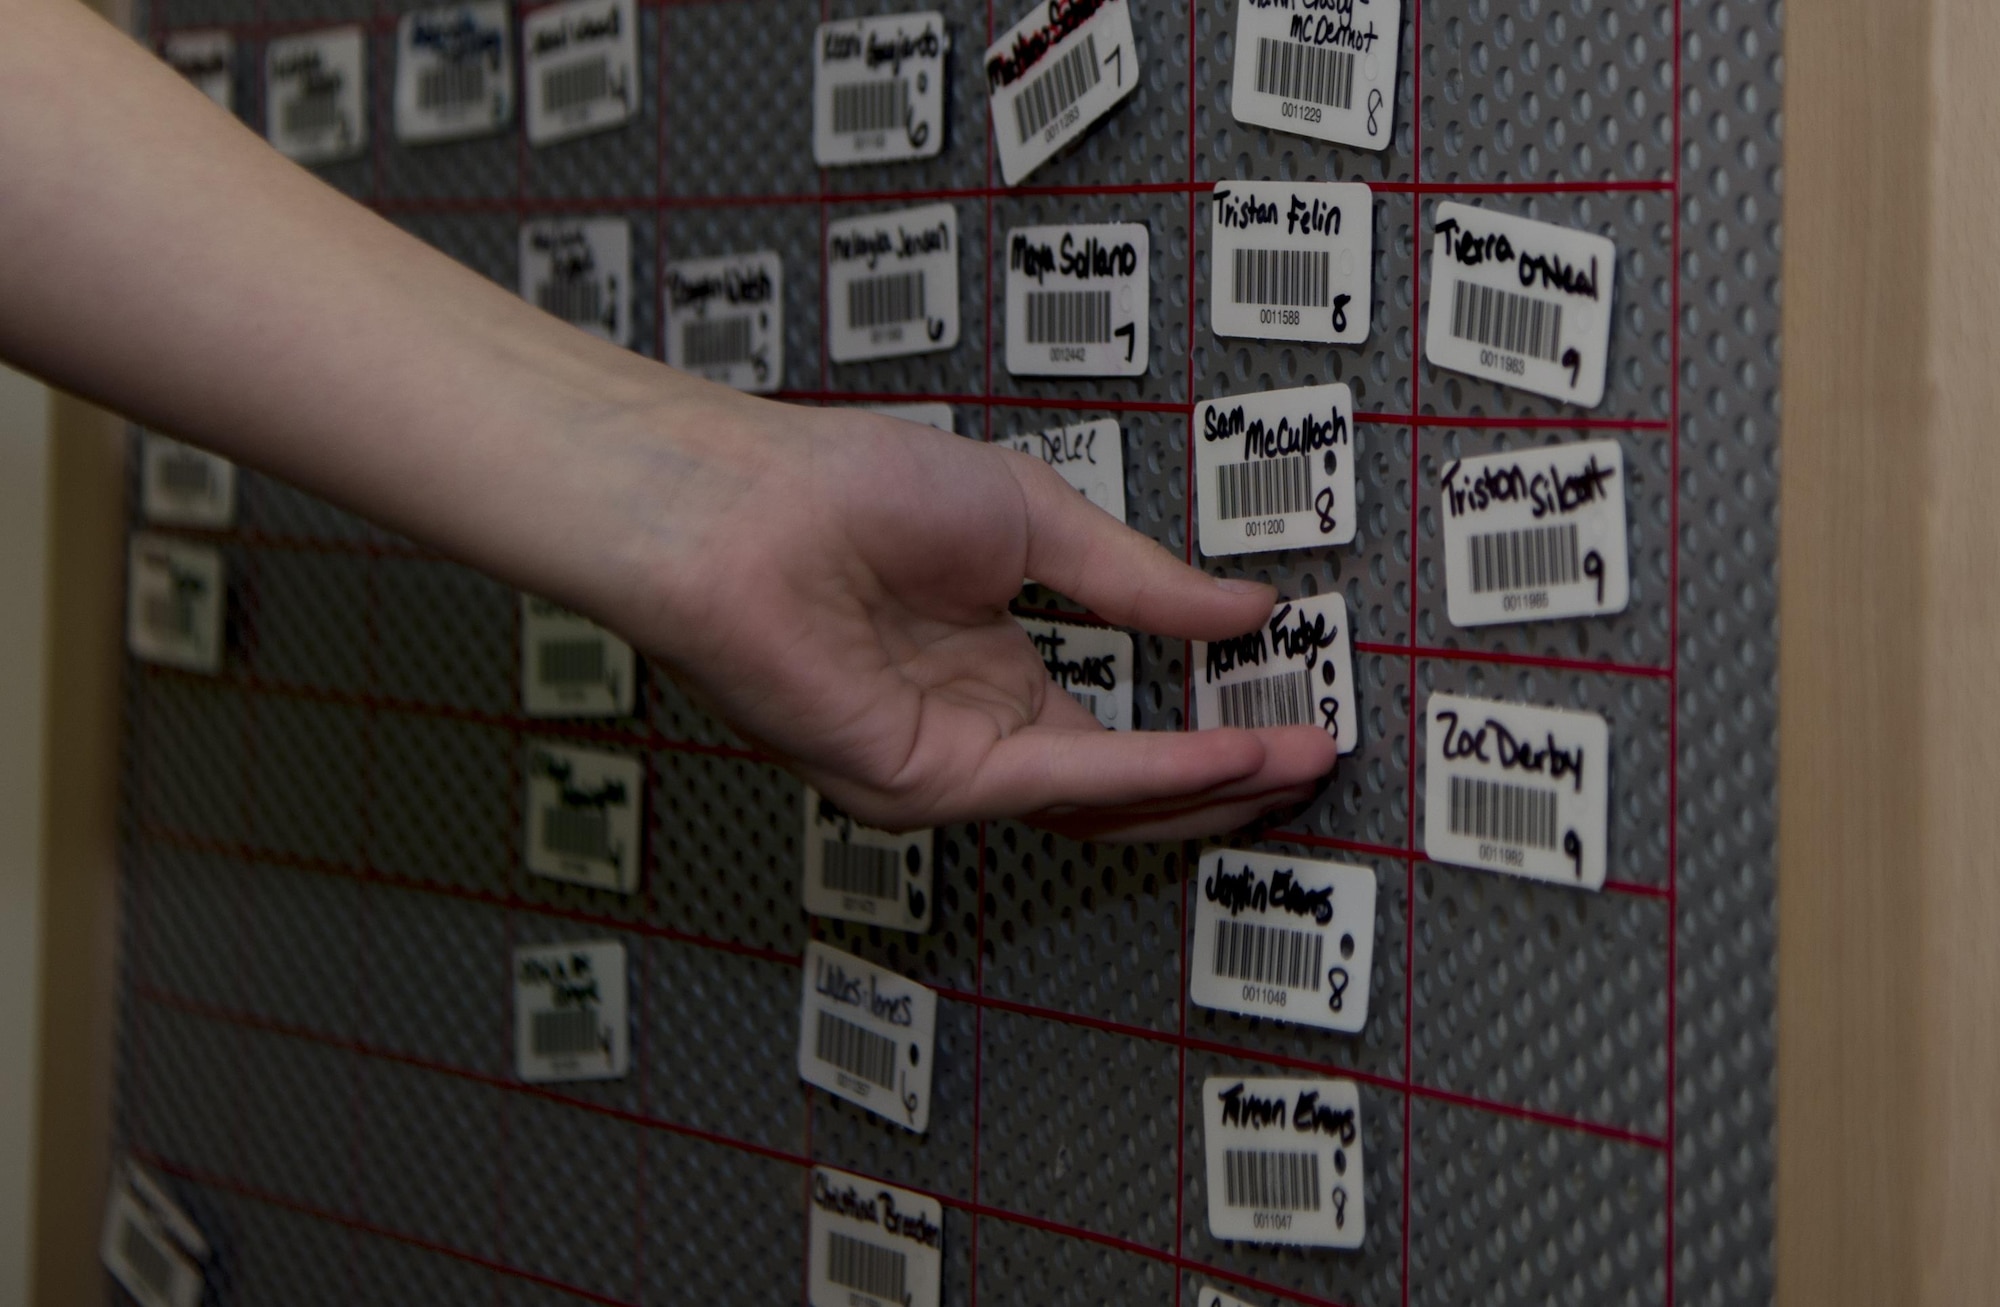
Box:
164 30 233 112
1210 181 1372 345
127 534 225 674
813 12 949 167
523 0 637 146
807 1167 945 1307
1005 223 1149 377
1016 616 1134 730
265 27 367 165
985 0 1139 185
524 742 644 893
1190 849 1376 1034
1231 0 1401 151
1440 439 1630 627
827 204 961 363
1202 1075 1365 1248
802 786 934 933
513 939 628 1082
394 2 513 145
520 594 636 718
1194 593 1358 754
520 218 631 348
1194 383 1356 557
664 251 784 393
1423 692 1610 889
798 942 937 1133
1001 418 1125 521
1424 202 1618 407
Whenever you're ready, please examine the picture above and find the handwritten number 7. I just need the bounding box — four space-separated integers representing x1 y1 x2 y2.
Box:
1104 46 1122 86
1114 321 1135 362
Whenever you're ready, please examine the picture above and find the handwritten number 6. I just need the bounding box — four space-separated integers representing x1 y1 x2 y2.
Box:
1113 321 1136 362
1582 550 1605 603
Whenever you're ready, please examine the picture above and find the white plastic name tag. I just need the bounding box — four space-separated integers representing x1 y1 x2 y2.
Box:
802 786 934 933
1194 383 1356 556
163 30 232 112
808 1167 945 1307
395 2 513 144
664 251 784 392
985 0 1139 185
127 535 224 674
141 434 236 529
798 942 937 1133
1440 439 1629 626
523 0 637 146
827 204 961 364
1004 223 1149 377
813 12 949 167
1001 418 1124 521
1230 0 1400 152
520 218 631 348
864 402 955 432
519 595 635 718
1424 202 1618 407
266 27 367 164
1190 849 1375 1033
100 1161 207 1307
1423 692 1609 889
1202 1075 1364 1248
1210 181 1372 345
1197 1289 1259 1307
524 742 644 893
1015 617 1133 730
1193 592 1357 754
513 939 628 1082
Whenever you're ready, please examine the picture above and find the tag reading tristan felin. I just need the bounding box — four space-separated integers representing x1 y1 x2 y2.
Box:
1004 223 1149 377
1190 849 1376 1034
1202 1075 1365 1248
798 942 937 1133
1016 616 1134 731
394 1 513 144
265 27 367 164
664 251 784 392
1194 383 1356 557
807 1167 945 1307
163 30 233 112
813 12 949 167
1210 181 1373 345
513 938 628 1082
1194 592 1357 754
1440 439 1630 626
141 434 236 529
523 0 637 146
1423 692 1610 889
1001 418 1125 521
524 742 644 893
985 0 1139 185
520 218 631 348
127 534 224 674
1230 0 1401 151
519 594 635 718
826 204 961 363
802 786 934 933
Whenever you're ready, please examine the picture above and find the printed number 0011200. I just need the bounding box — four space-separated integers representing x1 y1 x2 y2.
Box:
1244 518 1286 537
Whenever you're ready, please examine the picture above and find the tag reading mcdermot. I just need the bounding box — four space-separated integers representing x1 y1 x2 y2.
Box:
1004 223 1148 377
141 434 236 529
985 0 1139 185
127 534 224 674
265 27 367 165
1194 383 1356 557
813 12 949 167
524 742 644 893
1230 0 1400 151
163 30 232 112
520 595 635 718
395 2 513 145
1423 692 1609 889
807 1167 945 1307
1001 418 1125 521
1016 616 1133 730
1440 439 1630 627
513 939 628 1082
827 204 961 364
1210 181 1372 345
1190 849 1376 1034
664 251 784 392
802 786 935 933
523 0 637 146
1194 593 1358 754
520 218 631 348
1202 1076 1365 1248
1424 202 1618 407
798 942 937 1133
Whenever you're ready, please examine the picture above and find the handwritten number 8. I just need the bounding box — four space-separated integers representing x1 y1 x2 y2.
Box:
1331 293 1351 334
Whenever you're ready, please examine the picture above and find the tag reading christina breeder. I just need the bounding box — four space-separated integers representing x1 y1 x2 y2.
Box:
1190 849 1376 1033
1194 592 1357 754
802 786 934 933
1015 616 1134 730
265 28 367 164
813 12 949 167
1001 418 1125 520
827 204 961 363
1202 1075 1365 1248
1423 692 1610 889
524 742 643 893
513 939 628 1082
1440 439 1630 626
520 218 631 348
664 251 784 392
1004 223 1148 377
985 0 1139 185
1210 181 1373 345
797 942 937 1133
1231 0 1401 152
1195 383 1356 556
808 1167 945 1307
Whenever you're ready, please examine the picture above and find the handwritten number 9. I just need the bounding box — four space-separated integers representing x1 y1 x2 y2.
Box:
1562 830 1583 880
1582 549 1605 603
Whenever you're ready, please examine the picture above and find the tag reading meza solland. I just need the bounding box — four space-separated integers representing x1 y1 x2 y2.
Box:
1004 223 1148 377
127 534 225 674
141 434 236 529
802 786 934 933
1424 201 1618 407
1190 849 1376 1034
813 12 949 167
1001 418 1125 521
163 30 232 112
1202 1075 1365 1248
664 251 784 392
827 204 961 363
1440 439 1630 627
808 1167 945 1307
1194 593 1358 753
100 1161 208 1307
1231 0 1400 151
523 0 637 146
395 2 512 144
985 0 1139 185
265 27 367 165
1194 383 1356 557
1210 181 1372 345
864 402 955 431
797 941 937 1133
520 218 631 347
1016 616 1134 730
513 938 628 1082
520 595 635 718
1423 692 1610 889
524 742 644 893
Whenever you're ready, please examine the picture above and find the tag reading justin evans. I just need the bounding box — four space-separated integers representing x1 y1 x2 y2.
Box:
265 27 367 165
1016 617 1133 730
1440 439 1629 626
802 786 934 933
163 31 232 112
1210 181 1372 345
513 939 628 1082
523 0 637 146
827 204 961 363
864 402 955 432
1194 384 1355 556
1191 849 1376 1033
1203 1076 1364 1248
141 434 236 529
524 742 644 893
395 2 513 144
127 535 224 674
1005 224 1148 377
985 0 1139 185
519 595 636 718
798 942 937 1133
665 251 784 392
1001 418 1125 521
1195 594 1357 752
813 12 949 167
808 1167 945 1307
1424 693 1609 889
520 218 631 347
1231 0 1400 151
1424 202 1617 407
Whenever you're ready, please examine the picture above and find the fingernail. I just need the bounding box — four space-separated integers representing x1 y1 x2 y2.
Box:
1214 578 1267 594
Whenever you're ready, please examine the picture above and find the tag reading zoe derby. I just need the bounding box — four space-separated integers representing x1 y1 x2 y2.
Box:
1423 692 1610 889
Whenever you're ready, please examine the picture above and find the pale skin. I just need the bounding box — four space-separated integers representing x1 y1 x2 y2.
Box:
0 0 1338 839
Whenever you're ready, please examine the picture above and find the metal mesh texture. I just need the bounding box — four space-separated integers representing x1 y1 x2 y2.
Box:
114 0 1780 1301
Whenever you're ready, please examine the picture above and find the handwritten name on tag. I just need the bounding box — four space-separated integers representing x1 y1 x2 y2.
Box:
827 204 961 363
1190 849 1376 1033
520 218 631 347
1016 616 1134 730
1194 592 1357 754
1194 384 1356 556
1004 223 1148 377
1202 1075 1365 1248
797 942 937 1133
1439 439 1630 626
1210 180 1373 345
807 1167 945 1307
665 251 784 392
164 30 232 112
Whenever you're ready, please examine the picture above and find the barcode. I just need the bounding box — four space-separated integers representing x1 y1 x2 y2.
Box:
1445 774 1559 850
536 275 603 326
118 1216 177 1299
417 61 487 110
536 638 606 687
1215 669 1313 728
1024 289 1111 344
814 1009 898 1090
282 89 340 136
1014 33 1100 142
1223 1148 1322 1211
821 841 900 901
1232 247 1329 308
542 57 610 113
142 595 195 640
542 806 611 860
1253 37 1354 109
1467 522 1580 594
1448 280 1564 363
847 271 926 329
832 78 909 135
1068 689 1101 717
1215 455 1310 519
826 1230 909 1304
158 451 214 496
530 1008 600 1057
681 317 753 367
1212 917 1324 990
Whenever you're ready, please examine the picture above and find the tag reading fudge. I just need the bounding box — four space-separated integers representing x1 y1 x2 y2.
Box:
1004 223 1148 377
813 12 949 166
1202 1075 1365 1248
864 402 955 431
807 1167 945 1307
1230 0 1400 151
1190 849 1376 1033
520 218 631 348
985 0 1139 185
1210 181 1372 344
163 30 232 112
395 2 513 144
1440 439 1630 626
664 251 784 392
827 204 961 363
513 939 628 1082
519 595 635 718
266 27 367 164
1195 593 1357 753
523 0 637 146
802 786 934 933
1016 616 1134 730
797 942 937 1133
524 742 644 893
127 534 225 674
141 434 236 529
1194 383 1356 556
1423 692 1610 889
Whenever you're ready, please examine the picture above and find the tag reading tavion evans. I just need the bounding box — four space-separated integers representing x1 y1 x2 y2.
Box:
985 0 1139 185
808 1167 945 1307
1423 692 1610 889
1210 180 1373 345
519 594 636 718
1194 592 1358 754
524 742 644 893
802 786 935 933
1203 1075 1365 1248
1440 439 1630 627
1231 0 1400 151
1424 201 1618 407
827 204 961 363
1190 849 1376 1034
1004 223 1149 377
1194 383 1356 557
813 12 949 167
127 534 225 674
1001 418 1125 521
520 218 631 348
523 0 637 146
799 942 937 1132
1016 616 1134 730
513 939 628 1082
141 433 236 529
664 251 784 393
395 2 513 144
163 30 233 112
265 27 367 165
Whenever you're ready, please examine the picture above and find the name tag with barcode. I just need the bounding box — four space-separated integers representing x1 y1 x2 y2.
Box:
520 218 631 347
519 595 635 717
1016 616 1133 730
1231 0 1399 151
1194 593 1357 753
523 0 636 145
1001 418 1124 520
1004 223 1148 377
1202 1075 1364 1248
985 0 1139 185
141 434 236 529
395 2 512 144
1424 202 1617 407
827 204 961 363
1190 849 1375 1033
665 251 784 392
266 28 367 164
864 402 955 432
525 742 644 892
1424 693 1609 888
813 12 949 167
164 30 232 112
808 1167 945 1307
798 942 936 1133
100 1162 207 1307
513 939 628 1082
1194 383 1355 556
1441 439 1629 626
127 534 224 674
1210 181 1372 345
802 787 934 932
